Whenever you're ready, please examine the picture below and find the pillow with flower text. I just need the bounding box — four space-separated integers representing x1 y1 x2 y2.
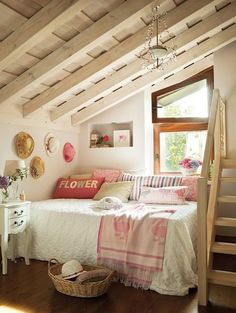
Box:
53 177 104 199
138 186 189 204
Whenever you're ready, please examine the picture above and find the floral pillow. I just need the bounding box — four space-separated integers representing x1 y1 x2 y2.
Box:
92 168 122 183
138 186 189 204
181 176 198 201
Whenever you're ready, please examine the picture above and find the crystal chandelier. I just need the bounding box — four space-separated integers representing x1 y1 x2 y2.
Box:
139 6 176 71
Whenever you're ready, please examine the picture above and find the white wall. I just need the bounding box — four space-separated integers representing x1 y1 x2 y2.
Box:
78 90 153 174
0 106 80 201
214 41 236 158
214 40 236 235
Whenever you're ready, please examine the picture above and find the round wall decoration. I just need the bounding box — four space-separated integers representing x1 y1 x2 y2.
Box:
44 133 60 157
30 156 45 179
63 142 76 162
15 132 34 159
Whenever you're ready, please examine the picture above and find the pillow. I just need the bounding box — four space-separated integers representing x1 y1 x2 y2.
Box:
93 181 133 203
119 173 183 200
69 173 92 179
181 176 198 201
53 177 104 199
138 186 189 204
92 168 122 183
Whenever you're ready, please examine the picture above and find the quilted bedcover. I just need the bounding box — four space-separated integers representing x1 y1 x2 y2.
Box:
16 199 197 295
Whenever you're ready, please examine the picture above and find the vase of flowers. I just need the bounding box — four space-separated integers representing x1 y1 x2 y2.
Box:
179 158 202 176
97 134 110 147
0 176 10 203
0 167 28 203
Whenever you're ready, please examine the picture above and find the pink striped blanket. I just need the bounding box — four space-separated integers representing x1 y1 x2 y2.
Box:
97 204 176 289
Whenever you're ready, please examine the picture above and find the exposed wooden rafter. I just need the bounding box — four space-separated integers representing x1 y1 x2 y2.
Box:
71 23 236 125
0 0 157 107
50 1 236 121
0 0 92 72
23 0 222 118
150 54 213 93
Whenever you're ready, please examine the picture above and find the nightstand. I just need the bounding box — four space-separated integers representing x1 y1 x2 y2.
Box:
0 201 31 274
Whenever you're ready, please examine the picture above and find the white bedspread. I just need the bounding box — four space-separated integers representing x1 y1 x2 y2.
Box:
16 199 197 296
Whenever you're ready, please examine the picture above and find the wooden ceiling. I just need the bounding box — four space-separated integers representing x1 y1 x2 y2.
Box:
0 0 235 127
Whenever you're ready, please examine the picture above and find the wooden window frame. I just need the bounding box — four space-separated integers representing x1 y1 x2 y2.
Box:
152 67 214 174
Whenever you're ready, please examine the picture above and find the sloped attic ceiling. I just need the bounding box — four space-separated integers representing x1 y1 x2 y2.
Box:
0 0 235 127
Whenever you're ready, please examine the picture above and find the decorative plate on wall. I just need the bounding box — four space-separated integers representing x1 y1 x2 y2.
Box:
15 132 34 159
30 156 45 179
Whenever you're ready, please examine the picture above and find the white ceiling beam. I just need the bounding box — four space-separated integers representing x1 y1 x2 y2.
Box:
71 23 236 125
23 0 220 117
150 54 213 93
0 0 91 72
0 0 157 107
51 1 236 121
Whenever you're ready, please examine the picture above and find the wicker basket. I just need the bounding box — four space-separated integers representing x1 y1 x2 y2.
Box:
48 259 115 298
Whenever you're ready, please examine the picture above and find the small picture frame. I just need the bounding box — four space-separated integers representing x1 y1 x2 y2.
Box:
113 130 130 147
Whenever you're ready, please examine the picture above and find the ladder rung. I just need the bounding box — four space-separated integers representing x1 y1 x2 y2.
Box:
218 196 236 203
220 177 236 183
221 159 236 169
215 217 236 227
208 270 236 287
211 242 236 255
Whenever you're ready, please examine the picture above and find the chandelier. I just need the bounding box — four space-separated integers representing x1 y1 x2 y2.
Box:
139 6 176 71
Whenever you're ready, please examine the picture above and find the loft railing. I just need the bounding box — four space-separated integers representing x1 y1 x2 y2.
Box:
197 89 226 306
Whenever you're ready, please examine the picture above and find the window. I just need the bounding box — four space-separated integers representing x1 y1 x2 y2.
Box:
152 68 213 174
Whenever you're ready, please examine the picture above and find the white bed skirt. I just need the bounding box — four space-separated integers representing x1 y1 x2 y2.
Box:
16 199 197 296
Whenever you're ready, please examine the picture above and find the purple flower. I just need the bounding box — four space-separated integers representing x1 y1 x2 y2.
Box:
189 159 201 169
0 176 10 190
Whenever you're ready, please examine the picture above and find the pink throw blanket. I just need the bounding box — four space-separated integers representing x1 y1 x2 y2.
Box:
97 204 176 289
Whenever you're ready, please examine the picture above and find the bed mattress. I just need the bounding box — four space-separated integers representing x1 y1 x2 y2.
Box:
16 199 197 295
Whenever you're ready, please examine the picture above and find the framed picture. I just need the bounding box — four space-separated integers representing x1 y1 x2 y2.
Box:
113 130 130 147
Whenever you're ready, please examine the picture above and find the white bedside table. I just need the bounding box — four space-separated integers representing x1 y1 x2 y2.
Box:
0 201 31 275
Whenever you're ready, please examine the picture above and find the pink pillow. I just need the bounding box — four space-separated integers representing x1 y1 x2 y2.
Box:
92 168 122 183
181 176 198 201
53 177 104 199
138 186 189 204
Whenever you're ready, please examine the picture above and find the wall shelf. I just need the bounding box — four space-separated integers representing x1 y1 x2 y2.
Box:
89 121 133 148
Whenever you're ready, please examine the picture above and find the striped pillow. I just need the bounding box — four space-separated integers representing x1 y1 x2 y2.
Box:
119 173 183 200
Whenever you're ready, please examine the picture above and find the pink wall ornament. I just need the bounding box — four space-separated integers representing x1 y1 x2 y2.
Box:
63 142 76 162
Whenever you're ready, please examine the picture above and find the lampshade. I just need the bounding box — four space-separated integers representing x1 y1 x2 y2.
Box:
150 45 168 59
4 160 26 176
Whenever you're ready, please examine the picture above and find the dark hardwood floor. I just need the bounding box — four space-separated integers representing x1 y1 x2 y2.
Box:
0 257 235 313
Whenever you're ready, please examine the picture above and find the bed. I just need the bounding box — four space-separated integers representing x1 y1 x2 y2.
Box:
16 198 197 296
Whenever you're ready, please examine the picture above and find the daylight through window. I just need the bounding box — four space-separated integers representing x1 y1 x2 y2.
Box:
152 68 213 174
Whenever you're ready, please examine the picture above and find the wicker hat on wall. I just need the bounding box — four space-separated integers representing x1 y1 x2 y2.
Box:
63 143 76 162
44 133 60 157
15 132 34 159
30 156 45 179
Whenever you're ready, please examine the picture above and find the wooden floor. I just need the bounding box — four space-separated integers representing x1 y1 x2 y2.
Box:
0 257 235 313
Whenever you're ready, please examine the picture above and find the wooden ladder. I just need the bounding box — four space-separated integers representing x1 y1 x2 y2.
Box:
198 89 236 306
207 157 236 288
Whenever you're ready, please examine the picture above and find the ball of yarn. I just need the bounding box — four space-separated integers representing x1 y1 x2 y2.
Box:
61 259 83 280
